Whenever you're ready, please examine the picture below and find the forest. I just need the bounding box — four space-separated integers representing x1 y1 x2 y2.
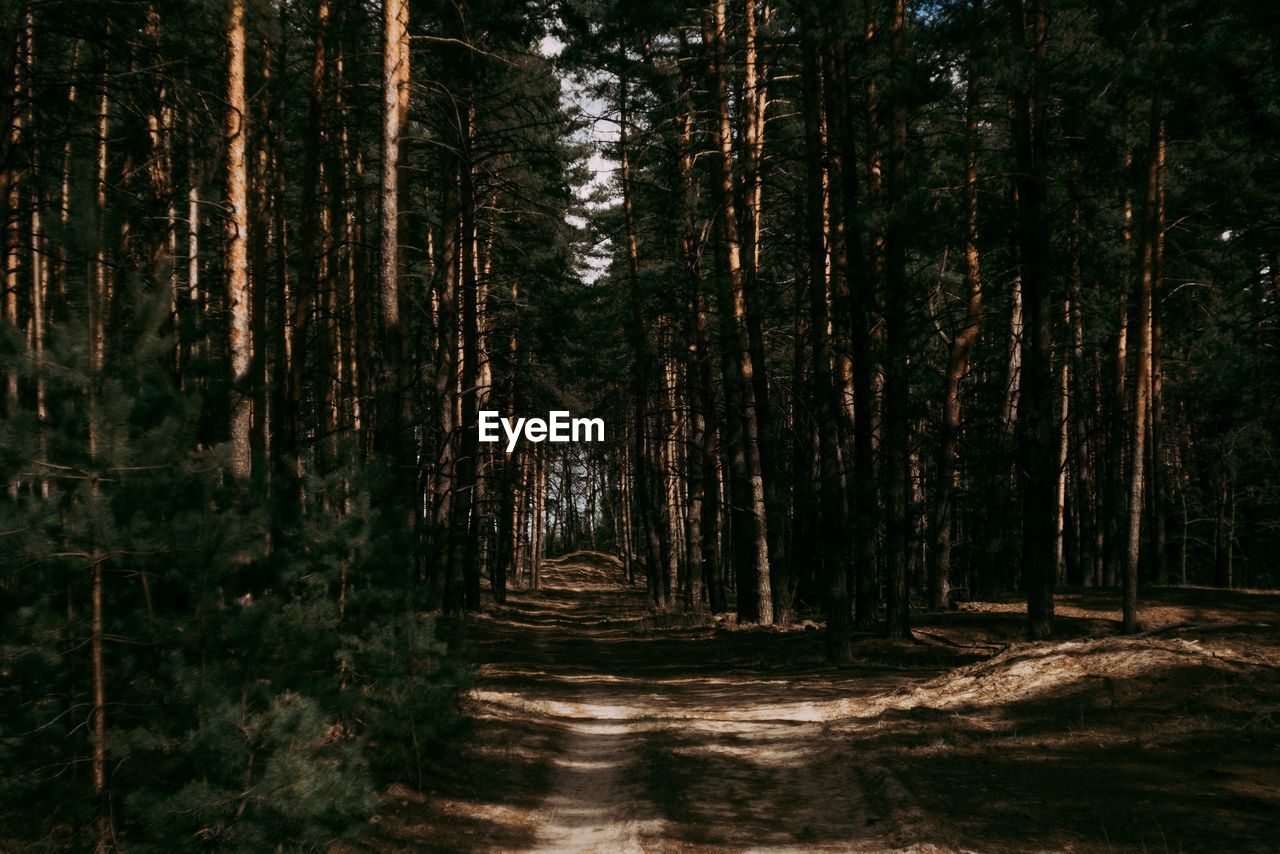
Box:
1 0 1277 850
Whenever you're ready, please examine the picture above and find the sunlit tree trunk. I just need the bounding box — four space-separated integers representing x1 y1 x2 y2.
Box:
1055 299 1071 581
705 0 772 624
226 0 251 481
185 144 201 375
2 19 20 451
378 0 409 455
738 0 786 613
24 14 48 499
1150 115 1167 584
1125 12 1164 633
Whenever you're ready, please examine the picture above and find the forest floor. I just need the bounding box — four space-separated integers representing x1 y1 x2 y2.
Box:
352 552 1280 853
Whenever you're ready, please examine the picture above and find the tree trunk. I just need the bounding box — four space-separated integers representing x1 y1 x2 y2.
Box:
801 5 852 660
1068 198 1097 586
89 42 112 854
226 0 251 481
2 18 21 444
1150 114 1167 585
1055 298 1071 582
1008 0 1056 639
1124 15 1164 633
739 0 786 618
1105 141 1134 590
378 0 409 455
289 0 329 471
532 446 545 589
250 34 275 483
704 0 772 624
617 58 665 604
662 344 683 605
930 55 984 611
676 102 711 609
881 0 911 639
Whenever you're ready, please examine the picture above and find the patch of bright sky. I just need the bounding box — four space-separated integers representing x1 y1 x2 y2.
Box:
540 33 617 283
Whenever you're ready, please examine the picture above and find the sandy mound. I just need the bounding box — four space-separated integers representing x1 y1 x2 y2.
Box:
835 632 1277 720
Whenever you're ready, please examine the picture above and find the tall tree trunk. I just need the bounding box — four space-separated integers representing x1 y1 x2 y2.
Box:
288 0 329 473
1105 142 1134 590
1125 12 1164 633
250 34 274 483
1008 0 1056 639
826 7 879 630
800 5 852 660
619 446 633 581
662 341 683 605
1055 298 1071 581
532 446 545 589
2 16 21 443
930 53 984 611
881 0 911 638
378 0 408 456
268 3 291 512
1150 114 1167 585
705 0 772 624
676 102 711 609
226 0 251 481
739 0 786 617
617 58 664 603
25 14 47 499
1068 196 1097 586
89 43 111 854
460 108 483 610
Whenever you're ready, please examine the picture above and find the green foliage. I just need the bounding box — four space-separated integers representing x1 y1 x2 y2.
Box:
337 612 471 785
0 302 465 850
125 694 375 853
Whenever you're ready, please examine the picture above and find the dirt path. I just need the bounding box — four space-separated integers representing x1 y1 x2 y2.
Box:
421 554 934 852
368 553 1280 853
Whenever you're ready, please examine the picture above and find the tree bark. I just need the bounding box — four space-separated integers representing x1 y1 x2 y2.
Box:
1008 0 1056 639
617 57 665 604
704 0 773 624
226 0 251 481
1125 12 1164 633
378 0 409 452
881 0 911 638
930 53 984 611
801 5 852 660
289 0 329 470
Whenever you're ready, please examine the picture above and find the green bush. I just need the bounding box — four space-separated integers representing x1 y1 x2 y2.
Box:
0 305 466 850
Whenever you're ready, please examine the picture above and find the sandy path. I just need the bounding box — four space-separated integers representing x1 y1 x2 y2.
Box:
525 715 651 852
460 553 928 852
369 556 1280 853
